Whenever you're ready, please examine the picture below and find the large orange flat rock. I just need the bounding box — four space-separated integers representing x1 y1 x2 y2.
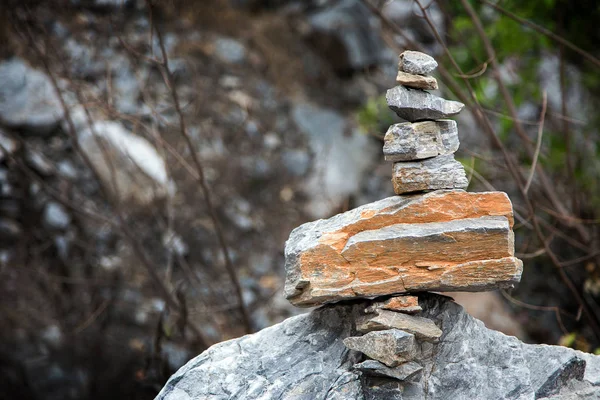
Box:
284 190 522 307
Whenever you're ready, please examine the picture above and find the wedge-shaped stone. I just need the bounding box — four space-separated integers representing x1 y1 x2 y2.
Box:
386 85 464 122
392 154 468 194
357 310 442 342
384 120 459 161
353 360 423 382
366 296 422 314
399 50 438 75
284 190 521 307
343 329 417 367
396 71 438 90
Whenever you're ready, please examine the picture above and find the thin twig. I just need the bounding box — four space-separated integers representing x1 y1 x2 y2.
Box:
146 1 252 333
524 91 547 193
500 289 571 335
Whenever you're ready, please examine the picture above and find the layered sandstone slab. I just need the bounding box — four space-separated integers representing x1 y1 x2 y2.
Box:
392 154 468 194
386 85 464 122
284 190 522 307
365 296 422 314
383 120 459 161
395 71 438 90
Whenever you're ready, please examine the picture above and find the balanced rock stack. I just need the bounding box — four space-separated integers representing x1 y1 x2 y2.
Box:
283 51 523 382
158 51 600 400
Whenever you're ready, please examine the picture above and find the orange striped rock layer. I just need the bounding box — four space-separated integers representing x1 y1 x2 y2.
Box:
284 190 522 307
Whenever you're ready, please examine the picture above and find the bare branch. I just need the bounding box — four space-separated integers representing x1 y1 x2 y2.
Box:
524 91 547 193
480 0 600 69
146 0 253 333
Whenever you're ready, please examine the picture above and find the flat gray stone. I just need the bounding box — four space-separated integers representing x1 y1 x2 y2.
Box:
354 360 423 382
383 120 459 161
386 85 464 122
392 154 468 194
399 50 438 75
357 309 443 342
396 71 438 90
344 329 417 367
157 294 600 400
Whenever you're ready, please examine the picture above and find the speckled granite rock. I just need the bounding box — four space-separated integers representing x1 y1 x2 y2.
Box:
398 50 438 75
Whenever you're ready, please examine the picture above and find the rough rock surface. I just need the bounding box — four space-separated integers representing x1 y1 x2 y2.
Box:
343 329 417 367
356 309 443 342
383 120 459 161
366 296 422 314
157 294 600 399
396 71 438 90
284 190 519 307
354 360 423 382
392 154 469 194
399 50 438 75
0 58 64 135
386 85 464 122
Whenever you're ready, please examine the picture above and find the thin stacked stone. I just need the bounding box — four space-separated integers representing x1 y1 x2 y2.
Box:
386 51 468 194
282 51 523 384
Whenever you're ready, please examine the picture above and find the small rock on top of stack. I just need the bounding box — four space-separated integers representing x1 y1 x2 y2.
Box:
387 50 467 195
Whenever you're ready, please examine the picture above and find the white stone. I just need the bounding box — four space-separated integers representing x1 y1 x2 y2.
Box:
78 120 175 206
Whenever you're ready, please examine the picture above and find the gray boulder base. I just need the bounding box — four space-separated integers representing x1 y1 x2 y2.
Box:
386 85 464 122
157 294 600 399
383 120 459 161
399 50 438 75
392 154 468 194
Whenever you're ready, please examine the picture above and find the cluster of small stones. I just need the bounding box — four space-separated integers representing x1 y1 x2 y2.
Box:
283 51 523 386
386 51 467 194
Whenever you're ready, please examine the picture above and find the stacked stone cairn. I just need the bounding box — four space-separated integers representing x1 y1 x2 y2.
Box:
284 51 523 383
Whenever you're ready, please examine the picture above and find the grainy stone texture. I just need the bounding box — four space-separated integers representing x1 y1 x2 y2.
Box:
386 85 464 122
157 294 600 400
284 190 520 307
399 50 438 75
356 309 442 342
395 71 438 90
392 154 468 194
343 329 417 367
354 360 423 382
366 296 422 314
383 120 459 161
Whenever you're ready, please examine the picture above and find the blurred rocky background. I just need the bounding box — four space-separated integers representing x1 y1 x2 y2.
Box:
0 0 598 399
